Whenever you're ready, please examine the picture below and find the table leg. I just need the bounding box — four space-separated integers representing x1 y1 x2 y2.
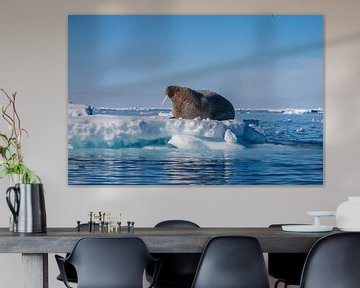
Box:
22 253 48 288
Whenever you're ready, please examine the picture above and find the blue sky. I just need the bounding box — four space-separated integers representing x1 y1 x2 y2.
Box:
68 15 323 109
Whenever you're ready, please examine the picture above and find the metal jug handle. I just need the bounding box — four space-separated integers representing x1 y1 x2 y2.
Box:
6 186 20 224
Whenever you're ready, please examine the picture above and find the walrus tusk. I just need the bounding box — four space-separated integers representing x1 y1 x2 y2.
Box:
161 95 169 107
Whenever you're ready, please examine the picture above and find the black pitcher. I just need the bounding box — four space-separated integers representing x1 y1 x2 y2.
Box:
6 183 47 233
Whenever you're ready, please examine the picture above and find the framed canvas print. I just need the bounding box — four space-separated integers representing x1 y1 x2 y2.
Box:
68 15 323 185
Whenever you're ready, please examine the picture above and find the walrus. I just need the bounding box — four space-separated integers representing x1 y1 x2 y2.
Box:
164 85 235 120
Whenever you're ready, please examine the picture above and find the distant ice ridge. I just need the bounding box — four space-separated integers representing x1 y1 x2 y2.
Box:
68 104 265 149
235 108 323 115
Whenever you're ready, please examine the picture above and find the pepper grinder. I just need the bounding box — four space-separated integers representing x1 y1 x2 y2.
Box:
88 212 93 232
127 221 135 233
77 221 81 232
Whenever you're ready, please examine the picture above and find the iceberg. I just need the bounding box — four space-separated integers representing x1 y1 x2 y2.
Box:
168 134 244 150
68 104 266 149
68 103 93 117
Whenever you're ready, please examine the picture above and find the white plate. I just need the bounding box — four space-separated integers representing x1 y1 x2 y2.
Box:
307 211 336 217
338 227 360 232
282 225 333 232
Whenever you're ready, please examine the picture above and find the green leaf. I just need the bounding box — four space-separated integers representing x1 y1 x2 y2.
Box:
10 153 17 160
1 146 8 157
17 164 41 184
0 168 9 179
21 128 29 137
28 171 40 184
0 133 8 141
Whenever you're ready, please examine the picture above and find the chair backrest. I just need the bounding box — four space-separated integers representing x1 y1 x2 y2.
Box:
300 232 360 288
191 236 270 288
67 237 154 288
151 220 201 286
155 220 200 228
268 224 308 285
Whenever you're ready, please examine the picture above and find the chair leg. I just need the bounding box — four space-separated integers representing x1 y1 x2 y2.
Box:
274 279 290 288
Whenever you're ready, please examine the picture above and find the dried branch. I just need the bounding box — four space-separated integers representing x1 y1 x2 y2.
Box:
0 88 40 183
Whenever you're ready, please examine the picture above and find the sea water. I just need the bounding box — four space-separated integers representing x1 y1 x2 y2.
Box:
68 106 323 185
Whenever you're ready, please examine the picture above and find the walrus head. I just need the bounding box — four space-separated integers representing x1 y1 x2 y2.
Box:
165 85 182 99
165 85 202 119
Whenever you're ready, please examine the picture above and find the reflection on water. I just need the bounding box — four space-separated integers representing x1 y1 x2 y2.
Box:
68 144 322 185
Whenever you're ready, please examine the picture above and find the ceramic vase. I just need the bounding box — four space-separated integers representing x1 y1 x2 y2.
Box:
336 197 360 231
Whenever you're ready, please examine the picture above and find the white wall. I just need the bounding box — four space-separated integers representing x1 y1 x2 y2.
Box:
1 0 360 287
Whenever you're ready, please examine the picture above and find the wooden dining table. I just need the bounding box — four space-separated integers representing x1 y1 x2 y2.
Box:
0 226 339 288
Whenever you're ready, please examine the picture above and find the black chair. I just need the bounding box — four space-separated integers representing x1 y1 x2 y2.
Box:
154 220 200 229
147 220 201 288
56 223 99 284
56 262 77 284
268 224 308 288
191 236 270 288
300 232 360 288
55 237 160 288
